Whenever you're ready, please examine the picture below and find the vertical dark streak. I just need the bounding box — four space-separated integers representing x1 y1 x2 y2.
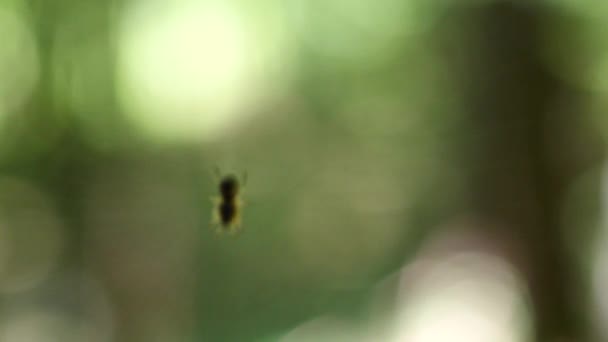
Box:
443 2 603 340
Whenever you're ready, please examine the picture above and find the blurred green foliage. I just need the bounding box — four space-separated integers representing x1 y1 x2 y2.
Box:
0 0 606 341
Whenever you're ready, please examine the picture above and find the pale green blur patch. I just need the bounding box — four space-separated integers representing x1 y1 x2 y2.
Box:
0 4 39 122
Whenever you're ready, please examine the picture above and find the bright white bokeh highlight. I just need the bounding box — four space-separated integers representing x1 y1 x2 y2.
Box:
390 251 530 342
282 232 531 342
117 0 289 142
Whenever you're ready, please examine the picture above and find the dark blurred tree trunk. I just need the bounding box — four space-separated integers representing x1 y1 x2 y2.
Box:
442 1 603 341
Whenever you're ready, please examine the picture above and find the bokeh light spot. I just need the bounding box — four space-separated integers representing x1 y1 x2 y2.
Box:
391 251 531 342
117 0 289 143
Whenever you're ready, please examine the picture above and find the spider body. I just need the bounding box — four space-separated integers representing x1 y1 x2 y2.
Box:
212 172 245 233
